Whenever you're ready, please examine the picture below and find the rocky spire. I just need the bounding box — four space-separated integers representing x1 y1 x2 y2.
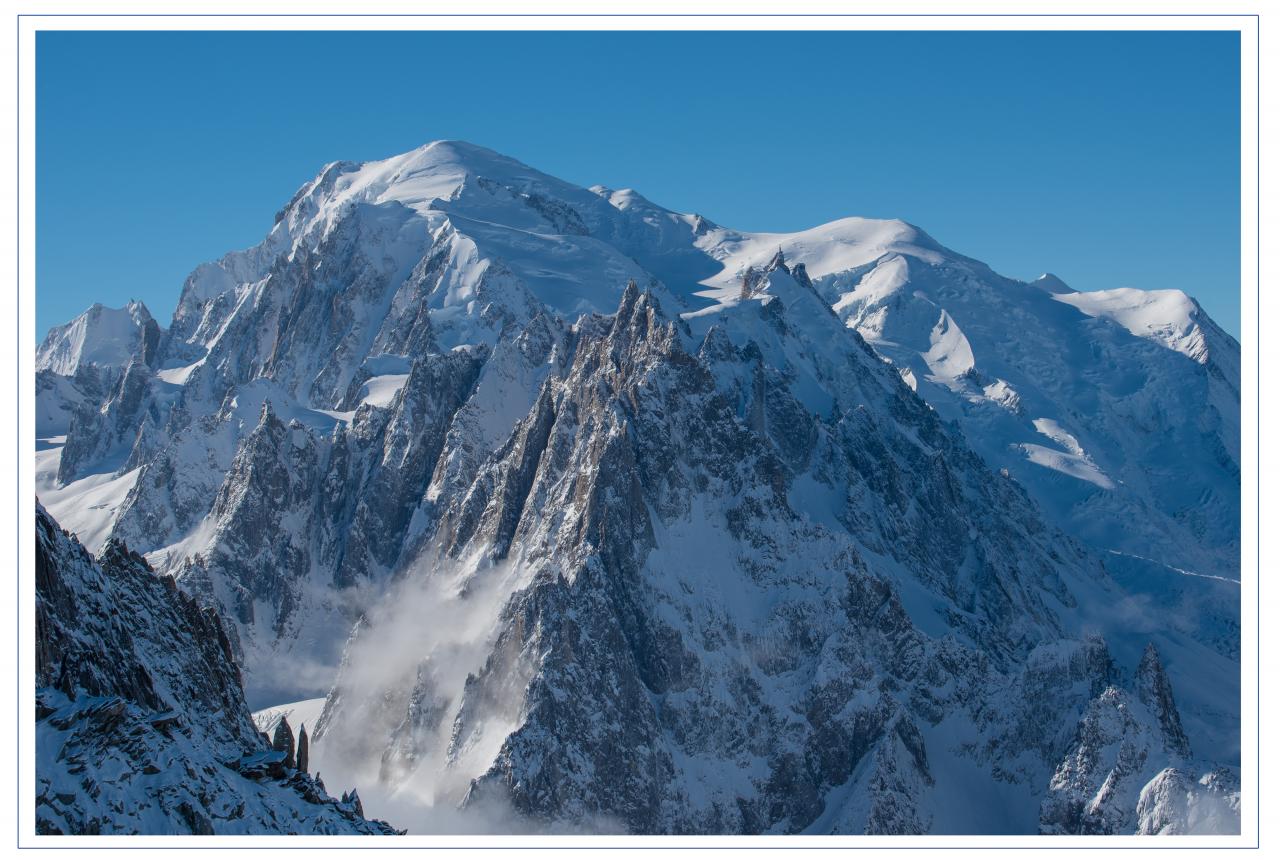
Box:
340 789 364 818
297 723 310 774
617 279 642 321
739 266 766 299
271 716 296 770
1134 643 1191 759
790 261 814 291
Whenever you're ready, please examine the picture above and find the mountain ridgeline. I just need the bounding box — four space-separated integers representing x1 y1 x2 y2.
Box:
34 141 1240 835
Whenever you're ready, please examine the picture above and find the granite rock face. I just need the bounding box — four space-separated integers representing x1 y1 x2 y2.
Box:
312 281 1226 834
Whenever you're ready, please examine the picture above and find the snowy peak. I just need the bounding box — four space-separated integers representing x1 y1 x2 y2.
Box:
180 139 968 343
165 140 664 365
820 219 1239 581
273 139 610 248
593 185 715 235
1052 286 1234 368
694 217 951 306
37 300 160 376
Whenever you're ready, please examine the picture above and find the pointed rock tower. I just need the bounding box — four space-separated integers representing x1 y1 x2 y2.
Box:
271 716 296 770
1135 643 1192 758
297 723 310 775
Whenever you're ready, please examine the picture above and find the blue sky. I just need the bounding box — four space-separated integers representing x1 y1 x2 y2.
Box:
36 30 1242 338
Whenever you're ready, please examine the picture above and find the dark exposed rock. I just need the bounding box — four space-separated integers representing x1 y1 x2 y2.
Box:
272 716 297 770
314 284 1131 834
340 789 365 819
1134 643 1191 758
57 358 158 485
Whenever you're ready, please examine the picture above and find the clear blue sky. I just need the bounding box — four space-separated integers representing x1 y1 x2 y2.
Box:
36 30 1242 338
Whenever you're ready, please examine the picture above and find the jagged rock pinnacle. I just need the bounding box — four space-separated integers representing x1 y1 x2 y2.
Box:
271 716 297 770
1135 643 1191 758
297 723 310 774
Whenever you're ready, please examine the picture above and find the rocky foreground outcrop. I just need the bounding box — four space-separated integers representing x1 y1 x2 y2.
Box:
35 503 398 835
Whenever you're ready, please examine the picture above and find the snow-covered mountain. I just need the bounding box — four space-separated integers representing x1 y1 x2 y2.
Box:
36 300 160 377
35 300 163 445
34 140 1239 835
825 253 1239 586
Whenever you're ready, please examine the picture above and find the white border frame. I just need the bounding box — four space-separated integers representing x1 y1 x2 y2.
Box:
3 7 1264 857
